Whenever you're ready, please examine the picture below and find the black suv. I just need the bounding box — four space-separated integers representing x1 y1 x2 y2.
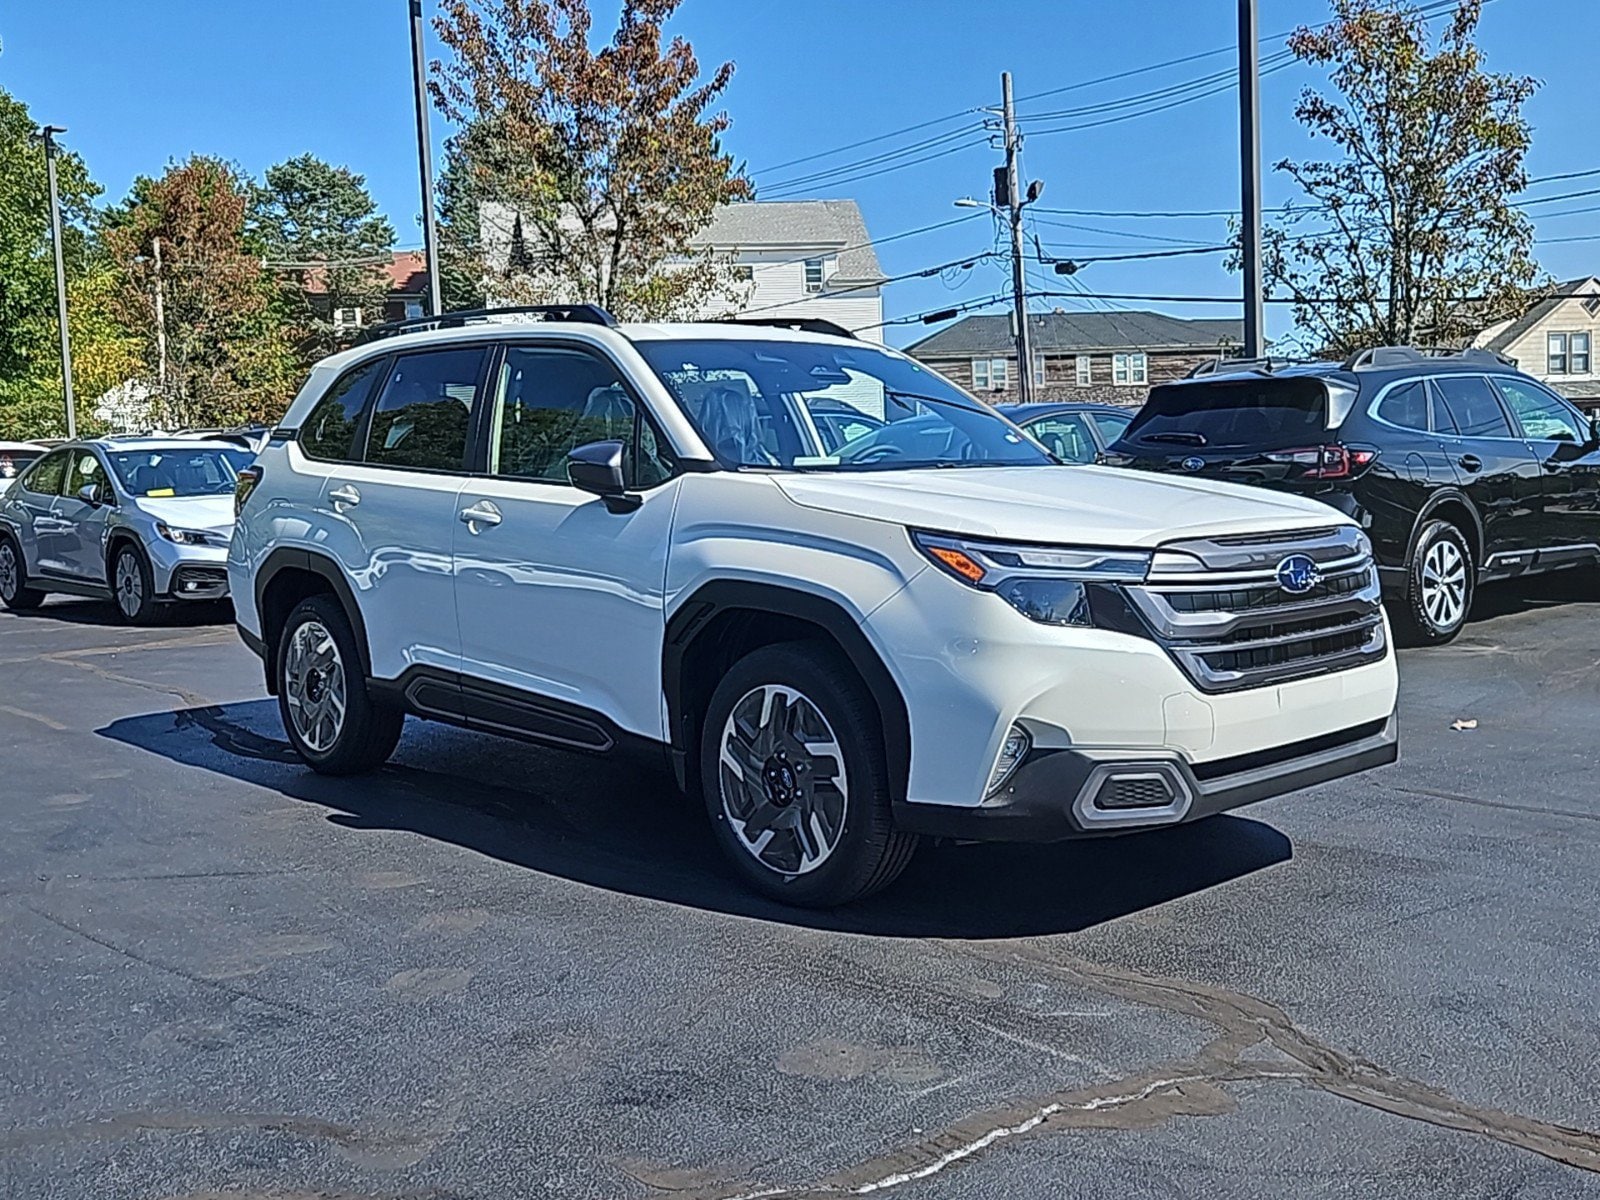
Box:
1106 346 1600 644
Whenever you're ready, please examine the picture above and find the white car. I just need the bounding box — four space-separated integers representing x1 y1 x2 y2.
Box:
229 307 1399 907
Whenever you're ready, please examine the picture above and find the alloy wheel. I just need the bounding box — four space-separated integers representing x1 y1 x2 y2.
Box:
1421 538 1468 631
718 684 849 876
0 543 17 601
283 619 348 754
114 551 144 618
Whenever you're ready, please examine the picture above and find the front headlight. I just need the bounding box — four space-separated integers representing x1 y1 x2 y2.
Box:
912 531 1151 627
155 522 213 546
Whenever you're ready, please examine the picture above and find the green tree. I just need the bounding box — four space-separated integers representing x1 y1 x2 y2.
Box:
105 157 299 429
0 87 106 437
251 154 397 358
1265 0 1540 353
429 0 753 319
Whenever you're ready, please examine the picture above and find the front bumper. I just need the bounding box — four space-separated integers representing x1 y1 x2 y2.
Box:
147 540 230 599
893 711 1398 842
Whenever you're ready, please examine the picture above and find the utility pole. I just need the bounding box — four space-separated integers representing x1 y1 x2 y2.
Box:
1237 0 1265 358
41 126 76 439
1001 73 1035 402
409 0 444 317
152 235 168 392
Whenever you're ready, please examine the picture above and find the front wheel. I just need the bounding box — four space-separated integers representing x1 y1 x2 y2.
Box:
0 536 45 611
276 595 403 775
700 644 916 907
1395 520 1474 645
111 542 159 625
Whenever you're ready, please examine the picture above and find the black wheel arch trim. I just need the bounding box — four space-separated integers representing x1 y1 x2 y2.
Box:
1406 489 1483 573
254 547 373 678
662 580 912 801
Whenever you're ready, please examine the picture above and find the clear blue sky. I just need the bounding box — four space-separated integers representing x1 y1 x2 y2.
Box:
4 0 1596 346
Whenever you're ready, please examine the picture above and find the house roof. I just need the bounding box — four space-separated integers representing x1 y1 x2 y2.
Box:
1481 277 1599 353
905 311 1244 357
300 251 429 297
692 200 886 284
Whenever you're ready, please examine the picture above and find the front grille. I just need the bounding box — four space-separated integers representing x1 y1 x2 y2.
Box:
1125 525 1387 693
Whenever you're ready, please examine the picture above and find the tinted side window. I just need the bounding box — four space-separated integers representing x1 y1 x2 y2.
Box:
1027 414 1097 464
1434 376 1512 438
1494 377 1587 443
364 348 487 471
302 358 386 461
1088 410 1133 445
491 345 674 487
1375 381 1429 431
24 451 68 496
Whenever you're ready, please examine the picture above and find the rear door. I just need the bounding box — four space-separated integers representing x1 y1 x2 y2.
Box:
320 345 489 681
1491 374 1600 560
1430 374 1544 564
1021 411 1099 464
10 450 71 575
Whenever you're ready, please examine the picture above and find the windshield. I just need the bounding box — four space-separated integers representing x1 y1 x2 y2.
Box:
1122 378 1330 451
107 447 253 498
635 339 1050 471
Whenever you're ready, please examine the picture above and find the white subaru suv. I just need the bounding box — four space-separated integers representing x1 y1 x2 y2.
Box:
229 306 1399 907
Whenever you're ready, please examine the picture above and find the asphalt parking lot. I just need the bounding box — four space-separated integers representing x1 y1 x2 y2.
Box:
2 580 1600 1200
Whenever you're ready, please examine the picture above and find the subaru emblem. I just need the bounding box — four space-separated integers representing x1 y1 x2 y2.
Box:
1275 553 1321 595
1181 456 1205 472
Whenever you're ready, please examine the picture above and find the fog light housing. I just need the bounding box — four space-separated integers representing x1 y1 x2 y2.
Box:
986 723 1031 796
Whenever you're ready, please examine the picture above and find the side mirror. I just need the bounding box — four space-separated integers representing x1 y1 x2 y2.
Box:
77 482 105 507
567 440 640 513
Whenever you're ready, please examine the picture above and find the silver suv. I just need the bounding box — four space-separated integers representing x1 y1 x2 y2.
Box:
0 438 251 623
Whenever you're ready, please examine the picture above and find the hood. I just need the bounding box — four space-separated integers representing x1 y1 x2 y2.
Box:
130 494 236 537
772 465 1350 547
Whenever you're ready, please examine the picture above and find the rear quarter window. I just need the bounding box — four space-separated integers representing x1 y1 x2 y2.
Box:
1374 381 1429 431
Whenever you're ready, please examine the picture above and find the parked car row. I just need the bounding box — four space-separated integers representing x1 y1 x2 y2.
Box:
1 312 1589 907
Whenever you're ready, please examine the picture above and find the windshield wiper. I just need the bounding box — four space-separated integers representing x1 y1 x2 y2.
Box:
1138 431 1208 446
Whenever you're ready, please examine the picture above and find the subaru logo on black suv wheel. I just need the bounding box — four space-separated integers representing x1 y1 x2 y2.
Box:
1181 456 1205 471
1275 554 1321 595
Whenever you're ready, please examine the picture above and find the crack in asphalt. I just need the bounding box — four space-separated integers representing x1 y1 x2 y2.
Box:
666 942 1600 1199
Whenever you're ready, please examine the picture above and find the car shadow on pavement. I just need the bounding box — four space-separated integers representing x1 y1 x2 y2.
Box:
100 698 1291 939
11 596 234 628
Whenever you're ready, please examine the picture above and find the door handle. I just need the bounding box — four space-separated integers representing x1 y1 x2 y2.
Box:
459 500 502 530
1458 454 1482 473
329 484 361 508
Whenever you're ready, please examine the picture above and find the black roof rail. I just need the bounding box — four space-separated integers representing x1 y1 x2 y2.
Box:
1341 345 1517 371
1186 354 1315 378
354 304 618 344
706 316 857 340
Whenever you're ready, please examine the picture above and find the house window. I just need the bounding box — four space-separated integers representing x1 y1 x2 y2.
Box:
1549 333 1571 374
1075 355 1092 386
1572 332 1592 374
404 302 424 320
734 264 755 283
1032 353 1047 386
803 259 825 293
1584 297 1600 317
333 307 364 331
971 357 1009 390
1112 352 1148 386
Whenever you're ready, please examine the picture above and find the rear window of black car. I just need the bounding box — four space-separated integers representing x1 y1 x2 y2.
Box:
1121 377 1328 450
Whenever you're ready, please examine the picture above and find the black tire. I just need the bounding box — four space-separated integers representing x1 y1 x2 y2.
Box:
0 535 46 611
1394 520 1474 646
700 643 916 907
276 595 403 775
109 540 160 625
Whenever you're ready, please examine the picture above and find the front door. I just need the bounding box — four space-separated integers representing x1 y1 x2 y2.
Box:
453 342 681 743
1430 374 1545 566
53 448 116 581
1491 374 1600 559
320 345 489 681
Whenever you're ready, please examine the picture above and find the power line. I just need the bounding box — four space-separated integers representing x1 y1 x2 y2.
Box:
759 124 985 197
738 249 1001 318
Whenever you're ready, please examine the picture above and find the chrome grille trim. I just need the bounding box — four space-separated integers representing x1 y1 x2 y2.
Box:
1128 527 1387 693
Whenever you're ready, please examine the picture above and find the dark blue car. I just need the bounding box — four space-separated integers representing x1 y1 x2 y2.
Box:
997 402 1136 464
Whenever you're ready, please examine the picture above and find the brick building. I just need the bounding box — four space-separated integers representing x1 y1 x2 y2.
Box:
904 310 1243 405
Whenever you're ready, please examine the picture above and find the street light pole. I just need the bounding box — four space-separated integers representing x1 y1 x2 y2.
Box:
1238 0 1265 358
1001 73 1035 403
409 0 444 317
41 126 77 439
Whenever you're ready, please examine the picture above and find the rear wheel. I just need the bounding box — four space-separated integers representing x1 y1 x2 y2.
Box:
276 595 403 775
0 536 45 611
700 643 916 907
1395 520 1474 645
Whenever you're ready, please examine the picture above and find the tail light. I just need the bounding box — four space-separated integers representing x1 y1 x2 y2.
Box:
234 465 263 518
1263 444 1379 480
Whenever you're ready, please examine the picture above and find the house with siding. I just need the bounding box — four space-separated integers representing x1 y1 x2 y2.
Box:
477 199 886 340
1471 276 1600 410
904 310 1242 404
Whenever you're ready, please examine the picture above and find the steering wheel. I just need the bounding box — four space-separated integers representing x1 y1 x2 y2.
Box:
844 443 906 465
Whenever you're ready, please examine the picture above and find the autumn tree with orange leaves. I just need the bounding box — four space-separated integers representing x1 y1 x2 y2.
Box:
430 0 753 318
